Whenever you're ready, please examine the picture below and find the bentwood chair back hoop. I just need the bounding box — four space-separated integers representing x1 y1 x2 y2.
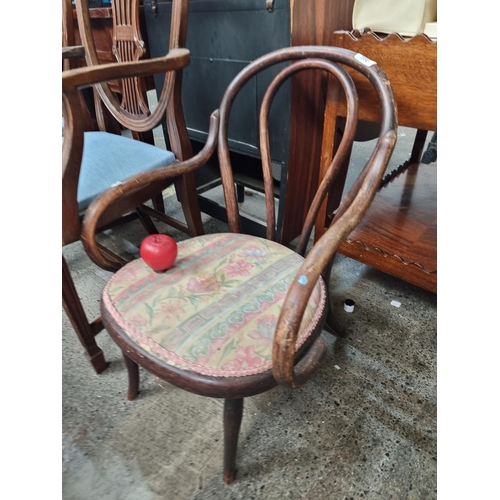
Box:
72 46 397 483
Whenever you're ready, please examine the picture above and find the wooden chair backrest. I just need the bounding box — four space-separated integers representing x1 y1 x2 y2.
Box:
216 47 397 255
63 0 193 246
74 0 192 159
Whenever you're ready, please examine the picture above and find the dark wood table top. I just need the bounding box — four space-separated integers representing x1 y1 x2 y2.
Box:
338 162 437 292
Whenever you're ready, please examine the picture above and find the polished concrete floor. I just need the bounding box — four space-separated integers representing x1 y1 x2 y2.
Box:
62 128 437 499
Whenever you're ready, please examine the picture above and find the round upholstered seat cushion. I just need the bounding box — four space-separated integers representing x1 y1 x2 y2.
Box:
102 233 326 378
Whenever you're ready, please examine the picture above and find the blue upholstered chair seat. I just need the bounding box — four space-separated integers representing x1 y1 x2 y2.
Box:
77 131 176 211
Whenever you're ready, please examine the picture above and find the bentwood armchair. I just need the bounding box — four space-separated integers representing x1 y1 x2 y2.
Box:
62 0 204 373
67 46 397 482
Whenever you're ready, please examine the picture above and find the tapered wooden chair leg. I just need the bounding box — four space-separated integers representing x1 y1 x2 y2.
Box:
223 398 244 484
324 301 350 338
62 256 108 374
322 257 350 338
123 353 140 401
152 193 166 213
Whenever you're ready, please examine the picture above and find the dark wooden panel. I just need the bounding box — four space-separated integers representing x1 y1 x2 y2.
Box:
144 0 292 161
281 0 356 244
72 7 115 64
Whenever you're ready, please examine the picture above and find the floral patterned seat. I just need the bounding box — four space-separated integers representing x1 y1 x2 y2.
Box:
103 233 326 378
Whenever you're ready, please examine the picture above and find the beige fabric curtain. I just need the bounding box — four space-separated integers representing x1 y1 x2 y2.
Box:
352 0 437 37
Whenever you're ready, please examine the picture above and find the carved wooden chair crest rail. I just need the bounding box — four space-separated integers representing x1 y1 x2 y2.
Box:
62 0 204 374
64 44 397 483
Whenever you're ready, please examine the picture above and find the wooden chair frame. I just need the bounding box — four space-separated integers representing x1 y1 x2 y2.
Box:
62 0 204 373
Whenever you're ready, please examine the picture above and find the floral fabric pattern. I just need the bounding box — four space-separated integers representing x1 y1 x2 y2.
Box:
103 233 326 377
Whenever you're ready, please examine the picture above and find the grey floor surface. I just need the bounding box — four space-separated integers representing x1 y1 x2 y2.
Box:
62 128 437 499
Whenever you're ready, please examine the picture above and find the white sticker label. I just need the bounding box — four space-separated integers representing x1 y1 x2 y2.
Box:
355 53 376 67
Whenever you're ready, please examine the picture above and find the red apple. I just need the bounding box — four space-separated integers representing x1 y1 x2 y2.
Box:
140 234 178 272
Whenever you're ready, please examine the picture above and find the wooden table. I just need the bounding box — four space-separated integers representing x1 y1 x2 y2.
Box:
340 161 437 292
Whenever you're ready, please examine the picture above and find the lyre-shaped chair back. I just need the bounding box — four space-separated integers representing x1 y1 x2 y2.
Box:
110 0 149 117
74 0 187 140
75 0 193 161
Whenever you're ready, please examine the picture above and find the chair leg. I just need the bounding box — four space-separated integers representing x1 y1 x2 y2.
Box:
62 256 108 374
236 184 245 203
152 193 166 213
223 398 244 484
321 256 351 339
136 206 159 235
324 303 350 338
123 352 140 401
174 173 205 237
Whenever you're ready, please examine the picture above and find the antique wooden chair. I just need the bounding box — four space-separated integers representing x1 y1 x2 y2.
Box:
62 0 204 373
65 46 397 482
71 0 203 235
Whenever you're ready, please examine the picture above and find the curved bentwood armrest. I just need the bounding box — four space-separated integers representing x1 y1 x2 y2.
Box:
215 46 397 389
276 48 397 389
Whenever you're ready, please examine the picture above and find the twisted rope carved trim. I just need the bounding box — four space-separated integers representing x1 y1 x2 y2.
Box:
380 162 411 188
344 239 437 274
